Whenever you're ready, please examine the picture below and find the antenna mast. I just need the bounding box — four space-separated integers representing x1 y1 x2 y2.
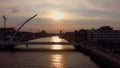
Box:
2 16 7 28
2 16 7 41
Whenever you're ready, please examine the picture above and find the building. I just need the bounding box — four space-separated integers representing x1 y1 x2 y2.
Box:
88 26 120 42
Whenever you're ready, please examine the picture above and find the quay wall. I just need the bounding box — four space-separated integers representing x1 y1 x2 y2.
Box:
90 49 120 68
61 35 120 68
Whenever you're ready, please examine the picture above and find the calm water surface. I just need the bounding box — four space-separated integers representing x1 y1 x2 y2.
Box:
0 36 100 68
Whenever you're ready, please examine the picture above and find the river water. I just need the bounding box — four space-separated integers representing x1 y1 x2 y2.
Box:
0 36 100 68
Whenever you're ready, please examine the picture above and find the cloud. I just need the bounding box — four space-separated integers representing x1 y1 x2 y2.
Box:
84 0 120 12
0 0 120 32
11 8 19 13
0 0 120 17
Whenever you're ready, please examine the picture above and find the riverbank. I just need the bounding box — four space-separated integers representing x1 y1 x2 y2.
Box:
61 35 120 68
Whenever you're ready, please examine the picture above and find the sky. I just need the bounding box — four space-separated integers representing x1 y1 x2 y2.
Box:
0 0 120 33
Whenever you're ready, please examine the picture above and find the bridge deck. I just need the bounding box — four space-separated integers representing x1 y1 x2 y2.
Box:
0 42 79 46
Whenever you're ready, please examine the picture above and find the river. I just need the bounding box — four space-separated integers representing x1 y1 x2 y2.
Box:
0 36 100 68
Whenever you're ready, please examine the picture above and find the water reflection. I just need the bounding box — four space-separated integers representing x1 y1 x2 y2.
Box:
52 36 62 42
51 54 64 68
52 45 63 50
51 36 63 50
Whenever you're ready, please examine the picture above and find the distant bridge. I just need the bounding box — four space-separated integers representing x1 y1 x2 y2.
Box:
0 42 80 46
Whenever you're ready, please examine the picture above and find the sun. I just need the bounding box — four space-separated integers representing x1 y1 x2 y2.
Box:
51 12 64 20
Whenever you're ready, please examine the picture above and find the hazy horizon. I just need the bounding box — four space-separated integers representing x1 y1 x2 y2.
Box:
0 0 120 33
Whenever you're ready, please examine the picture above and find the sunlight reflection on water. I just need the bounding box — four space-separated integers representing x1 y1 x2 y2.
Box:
51 36 64 50
51 45 63 50
0 36 100 68
51 36 62 42
16 36 75 50
51 54 64 68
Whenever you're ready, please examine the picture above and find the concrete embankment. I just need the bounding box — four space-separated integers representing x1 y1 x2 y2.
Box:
90 49 120 68
81 45 120 68
62 36 120 68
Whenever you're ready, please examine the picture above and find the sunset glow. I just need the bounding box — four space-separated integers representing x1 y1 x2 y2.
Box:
0 0 120 32
51 12 64 20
